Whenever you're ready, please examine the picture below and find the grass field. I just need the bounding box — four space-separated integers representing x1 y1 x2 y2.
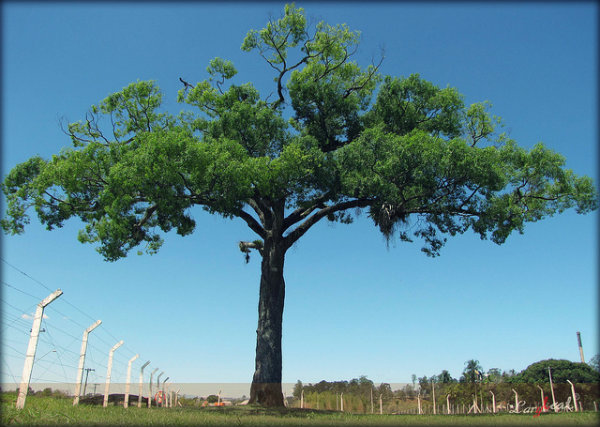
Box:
2 393 599 426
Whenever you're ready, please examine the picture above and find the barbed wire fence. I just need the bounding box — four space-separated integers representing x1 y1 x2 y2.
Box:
1 256 172 408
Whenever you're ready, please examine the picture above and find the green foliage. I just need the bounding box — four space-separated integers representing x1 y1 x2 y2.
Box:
461 359 483 383
588 354 600 373
509 359 600 384
2 3 597 263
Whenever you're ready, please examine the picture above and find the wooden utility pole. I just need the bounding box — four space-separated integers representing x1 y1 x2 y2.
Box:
149 368 158 408
548 367 558 413
103 340 124 408
577 332 585 363
16 289 63 409
124 354 139 408
138 361 150 408
73 320 101 406
83 368 94 396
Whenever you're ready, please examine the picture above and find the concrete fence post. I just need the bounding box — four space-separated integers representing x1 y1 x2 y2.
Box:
73 320 101 406
124 354 139 408
16 289 63 409
138 361 150 408
566 380 578 412
103 340 124 408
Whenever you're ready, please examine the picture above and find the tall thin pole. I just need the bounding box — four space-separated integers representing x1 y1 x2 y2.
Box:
83 368 94 396
157 372 164 407
577 332 585 363
548 367 558 413
162 377 169 408
103 340 124 408
537 385 546 412
124 354 139 408
16 289 63 409
138 361 150 408
511 389 519 413
73 320 101 406
432 380 436 415
566 380 579 412
149 368 158 408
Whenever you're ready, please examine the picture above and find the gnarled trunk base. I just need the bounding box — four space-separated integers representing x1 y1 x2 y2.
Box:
248 382 284 407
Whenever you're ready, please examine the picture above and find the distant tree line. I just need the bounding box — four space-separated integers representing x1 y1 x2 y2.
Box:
292 357 600 413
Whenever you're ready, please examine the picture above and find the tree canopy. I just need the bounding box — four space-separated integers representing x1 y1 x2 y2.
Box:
2 4 596 262
510 359 600 384
1 3 597 407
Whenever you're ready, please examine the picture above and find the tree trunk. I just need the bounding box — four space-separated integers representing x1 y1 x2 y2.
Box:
248 237 286 407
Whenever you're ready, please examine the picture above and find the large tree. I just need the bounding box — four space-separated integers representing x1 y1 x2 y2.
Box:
1 4 597 407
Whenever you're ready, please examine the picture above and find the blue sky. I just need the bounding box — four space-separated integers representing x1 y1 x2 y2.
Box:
1 2 597 395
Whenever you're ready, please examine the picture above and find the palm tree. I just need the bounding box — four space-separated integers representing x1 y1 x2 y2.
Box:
463 359 483 383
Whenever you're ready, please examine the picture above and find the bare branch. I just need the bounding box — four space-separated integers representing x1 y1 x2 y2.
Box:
283 198 372 249
235 208 267 239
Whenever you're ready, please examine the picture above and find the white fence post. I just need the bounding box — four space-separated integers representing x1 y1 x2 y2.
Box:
103 340 124 408
156 372 164 406
447 394 451 414
163 378 169 408
149 368 158 408
490 390 496 413
124 354 139 408
537 385 546 412
379 393 383 414
432 381 436 415
16 289 63 409
340 392 344 412
73 320 101 406
548 367 558 413
566 380 578 412
138 361 150 408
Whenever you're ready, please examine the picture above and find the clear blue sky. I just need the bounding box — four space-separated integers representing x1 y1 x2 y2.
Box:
1 2 597 395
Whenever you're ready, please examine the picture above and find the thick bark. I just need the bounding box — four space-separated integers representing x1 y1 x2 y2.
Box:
248 237 286 407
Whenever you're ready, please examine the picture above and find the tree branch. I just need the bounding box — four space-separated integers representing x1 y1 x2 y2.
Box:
235 208 267 239
283 198 372 249
282 193 332 231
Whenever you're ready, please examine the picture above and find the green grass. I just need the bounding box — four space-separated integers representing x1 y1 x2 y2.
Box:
2 393 599 426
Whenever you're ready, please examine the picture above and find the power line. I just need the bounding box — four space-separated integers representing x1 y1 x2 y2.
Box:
0 257 54 294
